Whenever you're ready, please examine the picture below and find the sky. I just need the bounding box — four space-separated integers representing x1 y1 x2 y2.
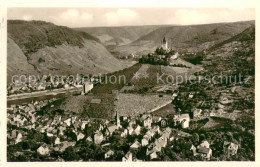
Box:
7 8 255 28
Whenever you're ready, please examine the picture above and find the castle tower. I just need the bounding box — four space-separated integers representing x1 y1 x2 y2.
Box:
161 37 168 50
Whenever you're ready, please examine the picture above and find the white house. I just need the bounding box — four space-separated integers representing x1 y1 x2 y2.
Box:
121 129 128 138
228 143 239 155
130 140 141 149
64 118 71 127
122 151 133 162
197 140 212 160
141 114 152 129
37 145 50 155
150 151 158 160
142 135 150 146
174 114 190 128
105 150 114 159
77 133 85 141
55 137 61 145
134 125 141 135
83 82 94 94
15 132 22 144
197 147 212 160
94 132 104 145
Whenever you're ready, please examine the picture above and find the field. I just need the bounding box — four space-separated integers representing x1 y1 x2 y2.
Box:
131 64 162 91
56 93 116 119
92 63 142 94
116 93 172 116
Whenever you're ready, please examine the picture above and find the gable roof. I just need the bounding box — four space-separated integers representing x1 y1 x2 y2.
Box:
198 147 210 154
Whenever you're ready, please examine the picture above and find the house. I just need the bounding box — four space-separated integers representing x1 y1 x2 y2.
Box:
134 125 141 135
105 150 114 159
146 130 155 138
141 135 150 146
105 124 117 136
86 136 93 142
198 140 210 149
142 114 152 129
127 126 134 135
155 136 167 148
81 121 88 130
83 82 94 94
174 114 190 128
15 132 22 144
77 133 85 141
197 147 212 160
197 140 212 160
170 52 179 60
150 125 161 135
94 131 104 144
55 137 61 145
223 142 239 156
37 144 50 155
122 151 132 162
121 129 128 138
47 132 54 137
130 140 141 149
150 151 158 160
148 142 161 153
161 127 171 139
181 119 190 129
64 118 71 126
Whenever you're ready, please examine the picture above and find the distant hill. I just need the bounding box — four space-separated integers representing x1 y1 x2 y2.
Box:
113 21 254 56
7 20 131 82
75 25 163 46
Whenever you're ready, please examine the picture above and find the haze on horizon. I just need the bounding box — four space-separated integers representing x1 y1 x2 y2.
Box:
8 8 255 28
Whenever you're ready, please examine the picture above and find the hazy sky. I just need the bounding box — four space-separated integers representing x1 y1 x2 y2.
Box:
7 8 255 28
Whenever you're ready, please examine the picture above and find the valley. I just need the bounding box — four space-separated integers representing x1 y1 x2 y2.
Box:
7 19 255 162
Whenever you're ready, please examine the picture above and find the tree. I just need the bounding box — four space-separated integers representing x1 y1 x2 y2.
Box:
62 146 80 161
192 133 200 144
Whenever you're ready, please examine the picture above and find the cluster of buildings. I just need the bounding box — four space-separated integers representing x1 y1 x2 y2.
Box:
7 74 98 95
7 91 240 161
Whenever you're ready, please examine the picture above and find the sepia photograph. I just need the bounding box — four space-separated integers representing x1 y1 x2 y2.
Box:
0 1 258 166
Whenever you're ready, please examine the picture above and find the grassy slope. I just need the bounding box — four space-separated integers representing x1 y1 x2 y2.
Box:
7 20 130 81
